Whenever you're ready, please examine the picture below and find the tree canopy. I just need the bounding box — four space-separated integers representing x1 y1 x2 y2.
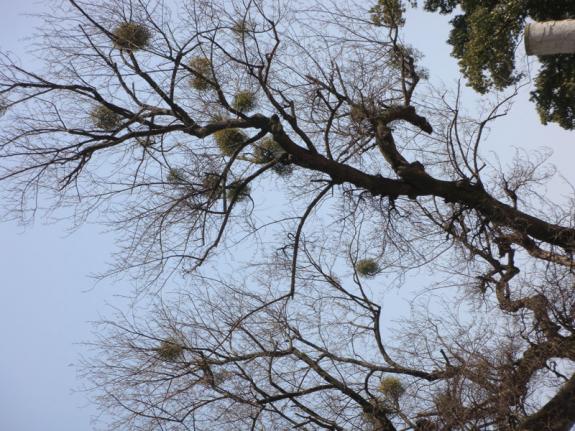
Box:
422 0 575 130
1 1 575 430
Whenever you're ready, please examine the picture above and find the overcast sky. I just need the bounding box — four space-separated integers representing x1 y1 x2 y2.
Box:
0 2 573 431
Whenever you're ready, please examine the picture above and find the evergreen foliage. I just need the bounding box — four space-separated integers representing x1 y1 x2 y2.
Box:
532 54 575 130
370 0 407 27
423 0 575 129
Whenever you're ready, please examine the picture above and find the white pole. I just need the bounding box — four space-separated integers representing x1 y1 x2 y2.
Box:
525 20 575 56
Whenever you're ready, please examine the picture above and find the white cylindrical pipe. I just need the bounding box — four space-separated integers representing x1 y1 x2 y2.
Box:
525 20 575 56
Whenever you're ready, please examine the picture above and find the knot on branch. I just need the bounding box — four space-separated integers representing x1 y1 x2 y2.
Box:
395 162 429 199
269 114 283 135
249 113 270 129
396 161 426 180
378 105 433 134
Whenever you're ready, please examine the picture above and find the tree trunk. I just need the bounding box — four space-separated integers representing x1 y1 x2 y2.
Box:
525 20 575 56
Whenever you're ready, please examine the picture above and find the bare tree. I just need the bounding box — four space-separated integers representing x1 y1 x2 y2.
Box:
1 1 574 430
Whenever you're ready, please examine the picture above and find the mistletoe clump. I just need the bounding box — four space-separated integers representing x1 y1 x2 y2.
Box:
112 22 151 51
232 90 257 112
253 137 293 175
90 105 122 131
166 168 187 184
156 338 184 361
136 137 155 148
232 19 256 37
355 258 381 278
202 174 231 202
272 162 294 176
378 377 405 401
227 181 251 203
188 57 214 91
350 105 369 125
0 97 7 117
253 137 284 164
214 128 247 156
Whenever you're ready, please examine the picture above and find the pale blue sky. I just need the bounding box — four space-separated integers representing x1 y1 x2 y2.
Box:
0 2 573 431
0 4 117 430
